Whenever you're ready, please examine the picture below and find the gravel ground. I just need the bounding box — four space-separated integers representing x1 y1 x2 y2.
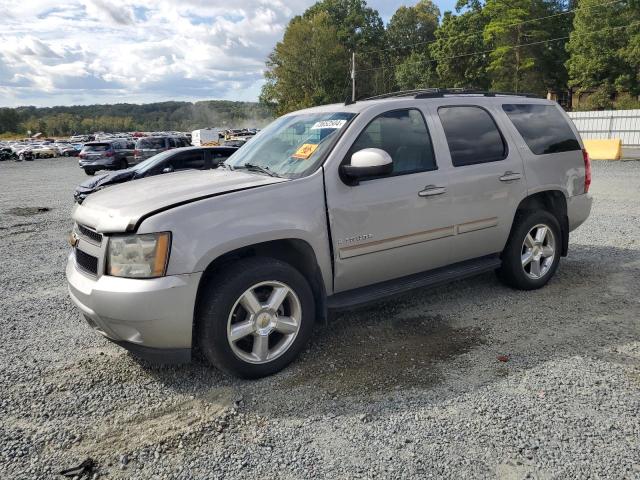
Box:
1 157 639 479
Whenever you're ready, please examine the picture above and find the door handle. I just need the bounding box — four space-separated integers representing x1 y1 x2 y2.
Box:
418 185 447 197
499 171 522 182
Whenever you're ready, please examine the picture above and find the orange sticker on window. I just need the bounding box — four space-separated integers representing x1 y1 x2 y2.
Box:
292 143 319 159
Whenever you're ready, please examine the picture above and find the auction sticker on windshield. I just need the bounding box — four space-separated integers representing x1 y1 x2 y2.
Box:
292 143 319 159
310 119 347 130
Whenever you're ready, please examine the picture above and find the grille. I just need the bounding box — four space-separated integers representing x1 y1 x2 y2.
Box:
77 224 102 244
75 248 99 275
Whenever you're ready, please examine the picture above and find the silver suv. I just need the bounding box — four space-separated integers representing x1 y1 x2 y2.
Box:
66 91 592 378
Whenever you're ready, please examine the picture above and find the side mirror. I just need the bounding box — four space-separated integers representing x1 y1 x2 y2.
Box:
162 166 174 173
340 148 393 184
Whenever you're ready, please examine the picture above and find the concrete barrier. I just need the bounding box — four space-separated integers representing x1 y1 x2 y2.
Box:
583 139 622 161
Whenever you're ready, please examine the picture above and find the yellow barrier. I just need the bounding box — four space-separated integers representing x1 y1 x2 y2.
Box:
583 139 622 161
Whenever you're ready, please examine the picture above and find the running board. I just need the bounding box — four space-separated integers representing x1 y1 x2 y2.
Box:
327 255 502 310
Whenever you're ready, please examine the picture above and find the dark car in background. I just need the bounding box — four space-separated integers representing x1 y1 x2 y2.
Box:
78 139 135 175
134 136 191 163
74 146 238 203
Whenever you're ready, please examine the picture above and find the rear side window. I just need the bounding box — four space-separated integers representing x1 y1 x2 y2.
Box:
503 104 581 155
438 106 507 167
349 108 437 176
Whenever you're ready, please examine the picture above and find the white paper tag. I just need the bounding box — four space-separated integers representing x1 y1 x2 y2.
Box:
310 119 347 130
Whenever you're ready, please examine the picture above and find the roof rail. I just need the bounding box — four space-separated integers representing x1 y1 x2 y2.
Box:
361 88 540 101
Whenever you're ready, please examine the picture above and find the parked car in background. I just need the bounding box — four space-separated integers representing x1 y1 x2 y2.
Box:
78 139 135 175
134 136 191 163
59 146 80 157
31 145 57 158
0 147 17 161
73 146 238 203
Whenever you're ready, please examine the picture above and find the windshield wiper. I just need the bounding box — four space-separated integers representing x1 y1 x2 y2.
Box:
238 163 281 178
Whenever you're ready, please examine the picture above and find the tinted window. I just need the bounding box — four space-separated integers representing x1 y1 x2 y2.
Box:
349 109 436 176
169 151 205 170
438 106 507 166
503 104 581 155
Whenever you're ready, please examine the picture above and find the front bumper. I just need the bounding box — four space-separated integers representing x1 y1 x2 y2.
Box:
66 253 202 361
567 192 593 231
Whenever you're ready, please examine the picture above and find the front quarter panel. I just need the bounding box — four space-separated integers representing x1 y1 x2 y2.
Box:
137 172 333 293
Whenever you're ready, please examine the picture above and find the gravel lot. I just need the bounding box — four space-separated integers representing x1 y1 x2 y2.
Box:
1 157 639 479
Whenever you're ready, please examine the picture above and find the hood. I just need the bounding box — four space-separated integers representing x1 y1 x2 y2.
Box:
75 169 136 194
73 169 287 232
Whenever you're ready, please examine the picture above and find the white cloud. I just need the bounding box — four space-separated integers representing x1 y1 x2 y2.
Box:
0 0 408 106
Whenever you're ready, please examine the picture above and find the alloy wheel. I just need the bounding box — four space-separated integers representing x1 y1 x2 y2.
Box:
521 223 556 280
226 281 302 364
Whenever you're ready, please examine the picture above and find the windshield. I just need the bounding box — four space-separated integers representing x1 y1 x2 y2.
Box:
224 112 355 178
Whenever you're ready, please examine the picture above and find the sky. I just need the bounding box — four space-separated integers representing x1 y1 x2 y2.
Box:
0 1 458 107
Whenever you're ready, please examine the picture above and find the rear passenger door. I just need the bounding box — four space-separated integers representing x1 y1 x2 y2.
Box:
433 104 527 263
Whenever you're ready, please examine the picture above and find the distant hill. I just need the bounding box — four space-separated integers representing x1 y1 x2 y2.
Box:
0 100 274 137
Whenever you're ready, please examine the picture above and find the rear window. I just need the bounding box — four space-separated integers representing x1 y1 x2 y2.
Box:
82 143 110 152
502 104 581 155
138 138 166 149
438 106 507 166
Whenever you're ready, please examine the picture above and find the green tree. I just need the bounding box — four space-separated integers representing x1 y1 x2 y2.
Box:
431 1 490 89
260 12 350 115
483 0 556 94
566 0 632 108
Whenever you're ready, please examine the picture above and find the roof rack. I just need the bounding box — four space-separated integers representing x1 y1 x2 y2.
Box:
358 88 540 102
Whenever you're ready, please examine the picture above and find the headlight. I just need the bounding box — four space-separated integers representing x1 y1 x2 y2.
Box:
107 232 171 278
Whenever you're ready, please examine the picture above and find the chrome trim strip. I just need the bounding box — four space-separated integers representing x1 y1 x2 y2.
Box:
456 216 498 234
338 217 498 259
339 226 455 259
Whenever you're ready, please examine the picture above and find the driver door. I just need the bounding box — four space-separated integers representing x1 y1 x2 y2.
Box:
326 108 452 293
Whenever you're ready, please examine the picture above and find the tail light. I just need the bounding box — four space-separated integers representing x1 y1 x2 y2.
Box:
105 150 114 157
582 148 591 193
134 149 140 156
79 153 85 159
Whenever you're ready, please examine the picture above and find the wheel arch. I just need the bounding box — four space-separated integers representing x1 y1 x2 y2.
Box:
195 238 328 331
515 190 569 256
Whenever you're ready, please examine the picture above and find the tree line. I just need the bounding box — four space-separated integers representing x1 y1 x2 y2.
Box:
0 100 273 137
260 0 640 114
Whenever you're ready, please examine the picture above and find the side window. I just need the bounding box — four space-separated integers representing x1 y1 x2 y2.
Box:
348 109 436 177
169 151 205 170
214 151 231 163
502 104 581 155
438 106 507 167
168 138 177 148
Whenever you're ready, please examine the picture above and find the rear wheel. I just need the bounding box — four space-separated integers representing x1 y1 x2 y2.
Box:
84 169 94 176
497 210 561 290
118 159 128 170
197 257 315 378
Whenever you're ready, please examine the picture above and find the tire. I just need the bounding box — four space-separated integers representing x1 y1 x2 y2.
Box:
197 257 315 378
118 159 128 170
84 169 94 176
497 210 561 290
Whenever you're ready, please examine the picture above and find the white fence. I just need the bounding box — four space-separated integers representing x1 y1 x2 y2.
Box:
568 110 640 146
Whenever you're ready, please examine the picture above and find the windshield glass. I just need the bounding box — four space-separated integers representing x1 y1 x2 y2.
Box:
224 112 355 178
138 138 166 149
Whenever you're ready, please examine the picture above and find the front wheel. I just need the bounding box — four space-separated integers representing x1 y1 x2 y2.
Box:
497 210 561 290
197 257 315 378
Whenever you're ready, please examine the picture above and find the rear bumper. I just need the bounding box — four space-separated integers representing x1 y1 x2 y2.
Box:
66 253 202 357
567 193 593 231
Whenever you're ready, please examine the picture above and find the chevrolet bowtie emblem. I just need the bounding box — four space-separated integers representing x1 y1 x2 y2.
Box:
69 232 79 247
